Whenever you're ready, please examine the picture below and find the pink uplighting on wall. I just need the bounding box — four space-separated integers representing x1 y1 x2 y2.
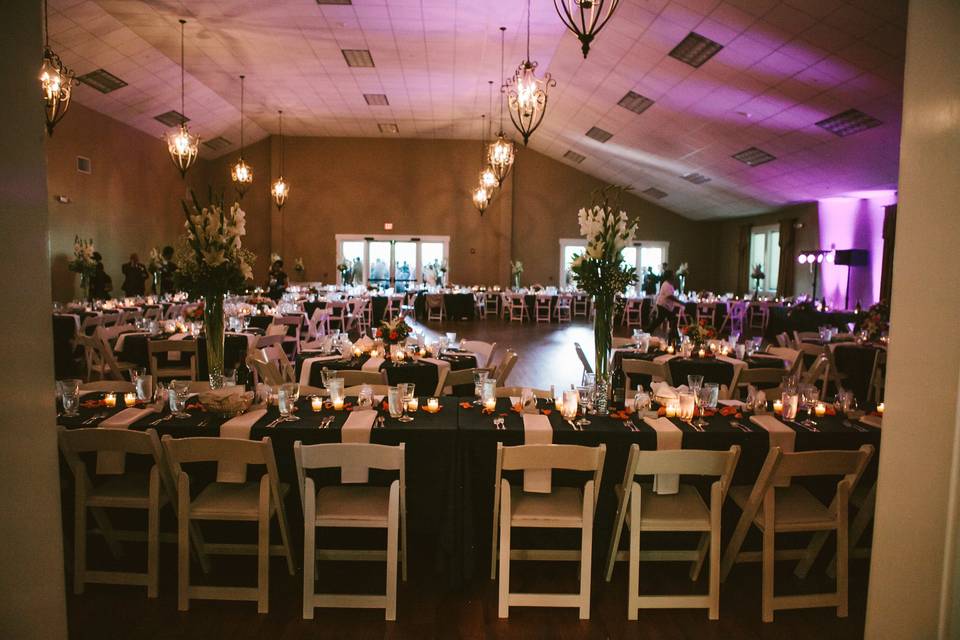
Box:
816 190 897 310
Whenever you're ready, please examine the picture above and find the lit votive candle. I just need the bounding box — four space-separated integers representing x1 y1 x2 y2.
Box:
665 403 678 418
369 349 379 358
484 397 496 412
311 396 323 412
877 402 885 416
773 399 783 414
698 348 706 358
332 397 345 411
123 392 137 406
427 397 439 412
104 393 117 408
666 345 675 354
407 397 419 412
353 347 362 358
815 402 826 417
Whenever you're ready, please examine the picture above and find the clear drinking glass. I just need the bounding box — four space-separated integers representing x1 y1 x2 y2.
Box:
387 386 404 419
473 370 489 405
397 383 415 422
135 374 154 402
327 376 344 405
687 375 704 393
575 386 592 427
170 380 191 418
280 382 300 422
59 378 81 417
678 391 696 422
800 383 820 426
781 391 800 420
320 367 331 388
632 386 651 413
357 384 374 409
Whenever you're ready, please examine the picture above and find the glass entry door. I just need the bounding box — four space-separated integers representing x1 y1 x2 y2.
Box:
335 234 450 290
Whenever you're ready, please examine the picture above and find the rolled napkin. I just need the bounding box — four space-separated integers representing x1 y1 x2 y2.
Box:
340 409 377 483
859 414 883 429
299 354 346 386
217 408 267 483
749 414 797 487
97 406 160 474
643 416 682 494
338 340 355 358
651 381 690 405
522 413 553 493
362 356 385 372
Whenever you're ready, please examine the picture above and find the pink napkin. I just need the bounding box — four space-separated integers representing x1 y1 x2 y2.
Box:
643 417 682 494
217 409 267 482
340 409 377 483
522 414 553 493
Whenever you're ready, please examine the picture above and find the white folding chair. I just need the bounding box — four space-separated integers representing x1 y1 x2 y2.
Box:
484 292 500 317
461 340 497 369
574 342 593 385
534 295 552 323
721 445 874 622
148 339 198 381
492 350 518 386
621 359 673 399
79 380 136 394
492 443 606 619
440 367 488 396
331 369 387 387
604 445 740 620
425 294 446 322
162 435 295 613
294 442 407 621
494 386 552 399
555 294 573 323
269 315 303 357
572 294 589 318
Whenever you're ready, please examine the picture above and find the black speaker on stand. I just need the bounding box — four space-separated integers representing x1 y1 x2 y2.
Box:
834 249 869 310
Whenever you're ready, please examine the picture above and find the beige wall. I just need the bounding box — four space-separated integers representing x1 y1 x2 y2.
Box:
45 103 208 301
865 0 960 637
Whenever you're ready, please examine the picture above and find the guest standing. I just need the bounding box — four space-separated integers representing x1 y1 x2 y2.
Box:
89 262 113 300
267 259 288 300
641 267 658 295
644 269 681 339
121 253 148 296
159 246 177 295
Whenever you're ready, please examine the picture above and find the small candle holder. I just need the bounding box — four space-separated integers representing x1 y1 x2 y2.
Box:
353 347 363 359
484 397 496 412
311 396 323 412
123 392 137 406
426 397 439 413
877 402 885 416
332 398 345 411
815 402 826 418
773 399 783 415
666 345 675 355
407 397 419 412
665 401 678 418
103 393 117 408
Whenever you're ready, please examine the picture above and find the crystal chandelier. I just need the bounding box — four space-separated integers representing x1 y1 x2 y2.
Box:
40 0 74 136
553 0 621 58
230 75 253 198
165 20 199 177
487 28 515 184
507 2 556 146
271 110 290 210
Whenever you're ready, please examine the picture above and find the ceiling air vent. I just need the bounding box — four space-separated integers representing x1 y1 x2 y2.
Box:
378 122 399 133
76 156 91 174
617 90 654 115
364 93 389 106
681 172 711 185
563 150 586 164
642 187 668 200
342 49 375 67
202 136 232 151
669 32 723 68
585 126 613 143
815 108 882 137
77 68 127 93
732 146 776 167
154 110 188 127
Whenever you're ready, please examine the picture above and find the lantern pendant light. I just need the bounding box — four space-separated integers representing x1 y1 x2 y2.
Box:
230 75 253 198
487 27 515 184
507 0 556 146
472 113 493 215
478 113 498 192
40 0 75 136
165 19 199 177
271 110 290 210
553 0 621 58
472 183 491 214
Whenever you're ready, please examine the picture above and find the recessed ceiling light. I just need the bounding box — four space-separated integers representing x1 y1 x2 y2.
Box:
364 93 389 106
681 172 711 185
732 146 776 166
669 32 724 68
378 122 399 133
342 49 374 68
585 126 613 142
202 136 232 151
76 68 127 94
563 150 586 164
617 90 654 115
642 187 668 199
154 110 188 127
815 108 883 137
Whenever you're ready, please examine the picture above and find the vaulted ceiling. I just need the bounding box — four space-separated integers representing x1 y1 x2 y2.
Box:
47 0 907 219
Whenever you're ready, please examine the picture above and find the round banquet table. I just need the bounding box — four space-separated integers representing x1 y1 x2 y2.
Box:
295 350 478 396
116 332 252 379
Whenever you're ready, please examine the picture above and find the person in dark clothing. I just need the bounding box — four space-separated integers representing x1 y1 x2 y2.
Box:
641 267 658 295
159 245 177 295
267 260 288 300
121 253 148 296
643 269 681 339
89 262 113 300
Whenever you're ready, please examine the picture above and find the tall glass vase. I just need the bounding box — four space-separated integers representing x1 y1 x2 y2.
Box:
593 291 614 415
204 292 226 389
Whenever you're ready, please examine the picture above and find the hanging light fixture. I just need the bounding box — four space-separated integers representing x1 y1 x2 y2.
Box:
40 0 75 136
230 74 253 198
478 114 498 192
487 28 515 183
472 183 491 214
271 110 290 210
553 0 621 58
473 113 493 215
507 1 556 146
165 19 199 177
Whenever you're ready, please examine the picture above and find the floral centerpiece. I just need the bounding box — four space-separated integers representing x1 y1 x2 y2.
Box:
751 263 765 298
68 236 97 300
510 260 524 289
294 257 305 279
174 191 255 388
184 301 204 322
682 320 717 351
376 316 411 346
859 300 889 341
569 186 639 414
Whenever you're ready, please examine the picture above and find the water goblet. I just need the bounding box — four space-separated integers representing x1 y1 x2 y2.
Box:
280 382 300 422
387 386 404 419
473 370 489 405
575 386 592 427
397 383 415 422
687 375 704 393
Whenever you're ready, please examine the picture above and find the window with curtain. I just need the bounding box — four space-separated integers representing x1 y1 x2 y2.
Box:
748 224 780 293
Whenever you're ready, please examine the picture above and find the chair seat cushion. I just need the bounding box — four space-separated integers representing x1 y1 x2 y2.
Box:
315 485 391 526
510 486 583 527
616 483 711 532
190 481 289 520
730 484 835 531
88 472 157 508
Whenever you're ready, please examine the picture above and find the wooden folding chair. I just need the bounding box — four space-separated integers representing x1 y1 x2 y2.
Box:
294 442 407 620
621 359 673 398
461 340 498 369
148 339 198 381
574 342 593 385
605 445 740 620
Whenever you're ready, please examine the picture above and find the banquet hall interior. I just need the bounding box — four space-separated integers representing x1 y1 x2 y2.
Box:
1 0 959 638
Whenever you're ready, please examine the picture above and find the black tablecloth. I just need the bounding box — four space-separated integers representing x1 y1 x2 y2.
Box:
766 306 858 339
613 349 786 390
833 344 883 405
414 293 475 321
295 351 478 396
117 333 250 379
53 314 80 379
